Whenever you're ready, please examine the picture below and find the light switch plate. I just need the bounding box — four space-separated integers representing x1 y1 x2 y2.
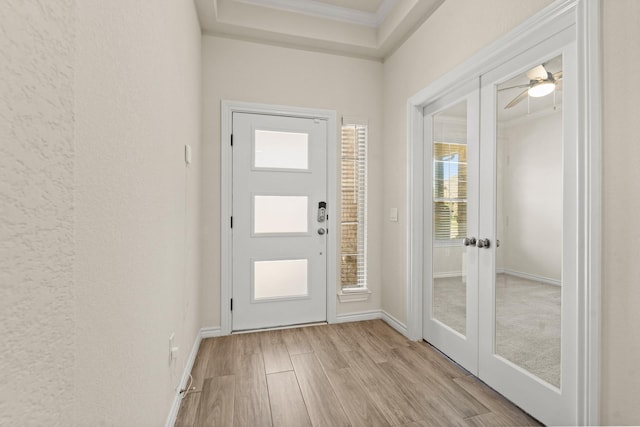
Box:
390 208 398 222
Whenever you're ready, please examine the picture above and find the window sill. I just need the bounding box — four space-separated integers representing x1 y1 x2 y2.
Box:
337 288 371 303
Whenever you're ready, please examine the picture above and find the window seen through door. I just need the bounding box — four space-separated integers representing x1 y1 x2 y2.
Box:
433 142 467 241
340 122 367 289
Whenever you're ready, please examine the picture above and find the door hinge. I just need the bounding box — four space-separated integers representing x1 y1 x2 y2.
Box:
230 216 233 228
230 298 233 311
230 134 233 146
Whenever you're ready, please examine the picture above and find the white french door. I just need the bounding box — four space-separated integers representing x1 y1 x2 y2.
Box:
232 112 328 331
477 31 578 426
424 28 578 425
423 81 480 374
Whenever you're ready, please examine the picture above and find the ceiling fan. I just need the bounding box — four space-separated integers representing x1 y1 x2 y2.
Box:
500 63 563 109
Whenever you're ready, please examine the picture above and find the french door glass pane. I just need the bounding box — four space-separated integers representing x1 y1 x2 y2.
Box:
432 100 468 336
494 54 563 387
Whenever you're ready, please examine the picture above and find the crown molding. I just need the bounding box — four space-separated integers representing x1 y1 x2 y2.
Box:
235 0 397 27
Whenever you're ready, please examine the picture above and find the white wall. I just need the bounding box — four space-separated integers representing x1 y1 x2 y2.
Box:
381 0 554 325
499 112 563 282
1 0 202 425
74 1 202 425
0 1 76 424
200 36 383 327
602 0 640 423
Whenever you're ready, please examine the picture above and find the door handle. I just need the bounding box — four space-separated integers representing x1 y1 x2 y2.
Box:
463 237 476 247
317 201 327 222
317 228 326 235
477 238 491 248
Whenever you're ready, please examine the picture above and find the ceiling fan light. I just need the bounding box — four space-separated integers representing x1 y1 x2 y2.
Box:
528 81 555 98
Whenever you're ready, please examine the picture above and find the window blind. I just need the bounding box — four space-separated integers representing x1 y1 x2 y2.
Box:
433 141 467 240
340 124 367 288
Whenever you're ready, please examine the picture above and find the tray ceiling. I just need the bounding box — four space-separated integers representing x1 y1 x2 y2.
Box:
195 0 445 60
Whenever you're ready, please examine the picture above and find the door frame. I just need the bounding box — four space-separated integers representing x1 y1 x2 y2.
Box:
406 0 601 425
221 100 338 335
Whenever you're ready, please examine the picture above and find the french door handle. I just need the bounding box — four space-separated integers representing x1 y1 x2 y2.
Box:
463 237 476 247
477 238 491 248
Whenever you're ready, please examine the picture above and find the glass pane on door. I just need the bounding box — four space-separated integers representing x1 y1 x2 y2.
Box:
254 130 309 170
432 100 468 336
494 54 563 387
254 195 308 234
253 259 309 300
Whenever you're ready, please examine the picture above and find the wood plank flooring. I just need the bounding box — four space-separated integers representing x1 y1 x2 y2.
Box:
175 320 541 427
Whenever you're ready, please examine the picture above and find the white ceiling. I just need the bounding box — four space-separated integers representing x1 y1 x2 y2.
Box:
194 0 445 60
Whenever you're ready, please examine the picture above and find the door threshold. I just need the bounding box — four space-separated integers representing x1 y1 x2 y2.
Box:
232 321 327 334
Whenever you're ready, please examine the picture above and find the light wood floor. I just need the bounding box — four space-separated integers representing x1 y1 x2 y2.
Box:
175 320 541 427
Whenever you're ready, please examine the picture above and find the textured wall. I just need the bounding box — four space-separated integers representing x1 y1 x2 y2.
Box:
73 0 202 425
0 1 76 425
2 0 201 425
381 0 554 324
200 36 383 327
601 0 640 424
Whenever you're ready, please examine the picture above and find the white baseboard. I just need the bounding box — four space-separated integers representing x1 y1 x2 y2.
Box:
335 309 408 338
165 332 202 427
501 269 561 287
165 326 222 427
433 271 464 279
335 309 382 323
200 326 222 338
381 310 408 337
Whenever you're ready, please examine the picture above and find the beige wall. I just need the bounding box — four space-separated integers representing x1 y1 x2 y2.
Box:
0 1 76 424
200 36 383 327
602 0 640 424
381 0 554 325
74 1 202 425
1 0 202 425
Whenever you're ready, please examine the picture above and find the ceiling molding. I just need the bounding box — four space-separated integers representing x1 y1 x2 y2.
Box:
235 0 397 27
375 0 398 25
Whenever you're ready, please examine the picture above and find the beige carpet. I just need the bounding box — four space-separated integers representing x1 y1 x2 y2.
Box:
433 273 561 387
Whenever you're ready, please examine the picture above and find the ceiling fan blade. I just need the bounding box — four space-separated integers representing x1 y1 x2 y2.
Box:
527 64 548 81
498 84 529 91
555 79 563 91
553 70 563 80
505 89 529 109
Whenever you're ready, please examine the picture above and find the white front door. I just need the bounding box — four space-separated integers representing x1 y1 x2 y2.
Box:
232 112 328 331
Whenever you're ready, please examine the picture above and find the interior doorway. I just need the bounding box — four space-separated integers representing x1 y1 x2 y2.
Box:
407 2 601 424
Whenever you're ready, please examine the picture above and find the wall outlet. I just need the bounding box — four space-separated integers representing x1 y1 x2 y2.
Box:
185 144 192 165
